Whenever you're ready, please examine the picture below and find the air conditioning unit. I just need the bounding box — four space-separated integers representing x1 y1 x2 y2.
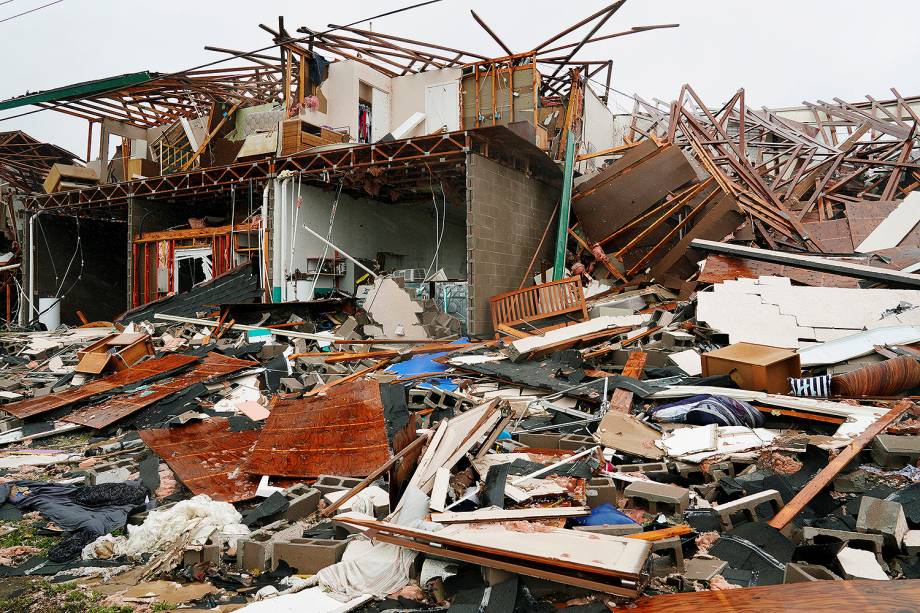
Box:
392 268 427 282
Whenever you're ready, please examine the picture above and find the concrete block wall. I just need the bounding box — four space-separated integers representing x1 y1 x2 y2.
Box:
465 153 559 336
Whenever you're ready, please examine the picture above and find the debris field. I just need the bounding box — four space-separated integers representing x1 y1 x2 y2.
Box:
0 1 920 611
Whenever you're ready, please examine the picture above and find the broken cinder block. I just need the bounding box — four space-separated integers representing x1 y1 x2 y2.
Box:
615 462 670 475
586 477 619 509
271 538 347 573
516 432 563 449
856 496 908 548
282 484 322 522
85 458 137 486
236 520 301 571
712 489 784 530
183 544 219 567
783 562 842 583
870 434 920 469
559 433 596 451
624 481 690 515
279 377 305 393
313 474 364 496
802 526 885 561
649 536 685 577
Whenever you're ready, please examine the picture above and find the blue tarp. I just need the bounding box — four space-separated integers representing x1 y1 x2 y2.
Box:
384 337 468 391
572 503 637 527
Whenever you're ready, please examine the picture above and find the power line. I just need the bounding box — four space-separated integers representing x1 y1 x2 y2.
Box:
0 0 63 25
0 0 442 123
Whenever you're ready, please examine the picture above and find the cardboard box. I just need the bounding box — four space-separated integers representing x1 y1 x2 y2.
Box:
43 163 98 194
126 158 160 179
701 342 801 393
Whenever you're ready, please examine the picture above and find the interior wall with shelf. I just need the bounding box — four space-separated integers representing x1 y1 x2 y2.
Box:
274 181 466 300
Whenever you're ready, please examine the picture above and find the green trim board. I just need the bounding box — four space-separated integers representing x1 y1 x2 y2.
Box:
0 71 155 111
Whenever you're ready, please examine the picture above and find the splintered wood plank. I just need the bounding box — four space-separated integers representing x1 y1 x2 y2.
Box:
767 400 912 530
336 516 651 580
626 524 692 541
431 506 591 524
368 532 638 597
609 351 648 412
629 579 920 613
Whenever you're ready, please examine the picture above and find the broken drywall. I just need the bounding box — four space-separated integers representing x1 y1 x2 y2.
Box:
697 276 920 348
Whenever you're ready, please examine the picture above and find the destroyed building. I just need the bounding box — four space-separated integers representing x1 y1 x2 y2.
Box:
0 1 920 611
0 10 662 336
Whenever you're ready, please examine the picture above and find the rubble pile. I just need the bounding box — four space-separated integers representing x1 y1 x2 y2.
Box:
0 250 919 610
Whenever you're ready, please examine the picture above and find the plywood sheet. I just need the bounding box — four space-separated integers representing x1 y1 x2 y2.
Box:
431 506 590 524
594 411 664 460
628 579 918 613
856 192 920 252
699 254 858 288
801 218 854 253
845 200 920 249
649 189 743 283
573 144 698 243
405 401 501 494
340 517 650 578
245 379 391 478
436 522 649 574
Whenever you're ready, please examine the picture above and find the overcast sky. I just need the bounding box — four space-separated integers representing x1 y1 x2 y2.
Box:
2 0 919 157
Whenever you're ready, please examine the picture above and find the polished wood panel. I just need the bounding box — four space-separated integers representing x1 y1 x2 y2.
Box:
630 579 920 613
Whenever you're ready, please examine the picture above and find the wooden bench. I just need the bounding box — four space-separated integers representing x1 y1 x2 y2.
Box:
489 276 588 336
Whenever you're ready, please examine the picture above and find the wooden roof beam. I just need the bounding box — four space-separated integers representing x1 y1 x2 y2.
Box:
548 3 621 78
308 42 399 78
533 0 625 52
321 24 488 61
537 23 679 55
470 10 513 56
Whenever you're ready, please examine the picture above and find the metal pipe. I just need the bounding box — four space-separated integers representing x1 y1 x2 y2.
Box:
26 210 42 324
553 131 576 280
260 182 270 296
154 313 344 342
301 222 378 279
511 445 599 486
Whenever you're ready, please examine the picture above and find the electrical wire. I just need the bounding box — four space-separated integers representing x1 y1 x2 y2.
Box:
36 217 57 287
52 214 82 298
308 177 345 298
423 173 447 280
0 0 62 25
26 214 83 327
428 175 439 274
229 183 236 269
288 171 301 279
0 0 443 123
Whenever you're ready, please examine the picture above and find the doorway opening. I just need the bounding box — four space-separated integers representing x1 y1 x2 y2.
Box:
173 247 213 293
